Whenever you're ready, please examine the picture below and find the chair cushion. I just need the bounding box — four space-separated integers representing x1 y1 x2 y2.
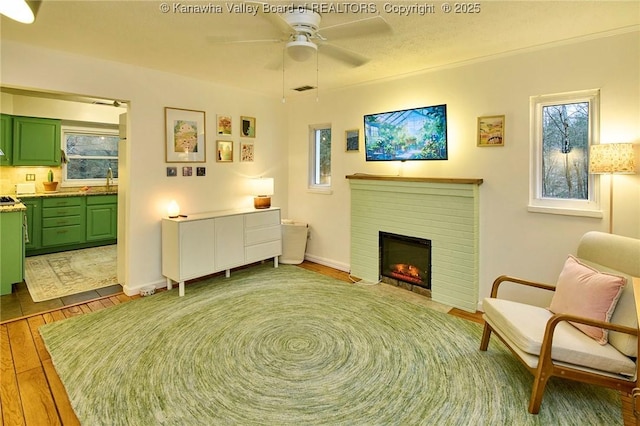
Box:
548 255 626 344
484 297 636 377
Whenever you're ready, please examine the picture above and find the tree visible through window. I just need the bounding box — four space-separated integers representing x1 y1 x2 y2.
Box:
541 102 589 200
529 89 600 216
310 124 331 188
62 126 119 186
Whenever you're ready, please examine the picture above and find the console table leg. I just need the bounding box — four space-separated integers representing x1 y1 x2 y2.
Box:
179 281 185 297
274 256 279 268
225 269 230 278
166 277 172 290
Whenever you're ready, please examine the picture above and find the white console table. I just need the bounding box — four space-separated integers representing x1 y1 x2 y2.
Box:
161 207 281 296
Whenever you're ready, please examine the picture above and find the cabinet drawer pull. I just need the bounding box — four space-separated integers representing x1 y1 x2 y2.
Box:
57 220 68 225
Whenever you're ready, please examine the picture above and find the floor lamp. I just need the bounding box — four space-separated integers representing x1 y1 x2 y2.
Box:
589 143 636 233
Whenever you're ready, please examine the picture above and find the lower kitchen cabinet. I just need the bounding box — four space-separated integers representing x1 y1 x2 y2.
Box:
87 195 117 241
22 197 41 250
0 210 24 295
42 196 85 247
24 194 117 256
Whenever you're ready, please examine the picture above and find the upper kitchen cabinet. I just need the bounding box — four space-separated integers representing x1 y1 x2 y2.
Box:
0 114 12 166
12 116 61 166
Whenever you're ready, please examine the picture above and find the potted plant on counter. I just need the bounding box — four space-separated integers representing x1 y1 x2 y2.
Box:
43 169 58 192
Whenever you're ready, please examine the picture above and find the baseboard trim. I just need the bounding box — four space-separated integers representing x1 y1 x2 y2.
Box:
303 254 350 273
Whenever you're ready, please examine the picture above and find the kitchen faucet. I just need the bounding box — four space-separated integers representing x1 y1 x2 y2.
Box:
106 167 113 190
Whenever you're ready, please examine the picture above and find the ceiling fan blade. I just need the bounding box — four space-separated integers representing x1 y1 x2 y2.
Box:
318 43 369 67
207 35 283 45
317 16 391 41
246 1 292 34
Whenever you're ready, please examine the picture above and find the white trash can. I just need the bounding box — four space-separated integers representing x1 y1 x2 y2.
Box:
280 220 308 264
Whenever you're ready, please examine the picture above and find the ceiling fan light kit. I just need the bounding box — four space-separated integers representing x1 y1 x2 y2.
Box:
286 36 317 62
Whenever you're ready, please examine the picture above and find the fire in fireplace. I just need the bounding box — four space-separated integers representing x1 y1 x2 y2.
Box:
379 231 431 289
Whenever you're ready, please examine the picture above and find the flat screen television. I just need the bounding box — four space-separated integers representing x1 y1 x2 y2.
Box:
364 104 448 161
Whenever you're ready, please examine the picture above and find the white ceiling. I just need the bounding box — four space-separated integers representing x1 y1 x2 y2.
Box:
1 1 639 100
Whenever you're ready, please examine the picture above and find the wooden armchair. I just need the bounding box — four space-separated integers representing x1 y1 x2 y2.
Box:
479 231 640 414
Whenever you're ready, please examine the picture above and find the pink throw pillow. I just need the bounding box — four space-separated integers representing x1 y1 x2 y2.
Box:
548 255 626 344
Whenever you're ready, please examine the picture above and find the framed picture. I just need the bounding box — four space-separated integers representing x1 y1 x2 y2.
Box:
196 167 206 176
477 115 505 147
240 141 254 162
346 129 359 152
240 116 256 138
166 167 177 177
165 107 206 162
216 140 233 162
217 114 232 135
182 166 192 176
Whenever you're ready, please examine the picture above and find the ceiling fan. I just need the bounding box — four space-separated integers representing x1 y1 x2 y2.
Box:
209 2 392 69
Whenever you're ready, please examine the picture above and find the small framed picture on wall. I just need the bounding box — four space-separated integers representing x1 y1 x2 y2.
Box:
345 129 359 152
477 115 505 147
216 140 233 162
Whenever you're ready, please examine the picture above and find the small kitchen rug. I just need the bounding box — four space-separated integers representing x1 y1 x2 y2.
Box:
24 245 117 302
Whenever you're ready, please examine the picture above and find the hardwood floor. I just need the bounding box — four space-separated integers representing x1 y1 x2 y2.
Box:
0 262 633 425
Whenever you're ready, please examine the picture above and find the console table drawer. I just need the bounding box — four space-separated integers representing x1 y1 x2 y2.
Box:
245 225 280 246
246 240 282 263
245 210 280 228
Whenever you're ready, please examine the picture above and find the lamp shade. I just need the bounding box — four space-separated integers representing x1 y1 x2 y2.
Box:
589 143 636 174
0 0 34 23
167 200 180 218
251 177 274 196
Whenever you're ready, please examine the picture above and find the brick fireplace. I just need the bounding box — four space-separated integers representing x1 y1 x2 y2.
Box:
347 175 483 312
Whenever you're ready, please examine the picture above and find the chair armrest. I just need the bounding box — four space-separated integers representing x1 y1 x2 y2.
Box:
539 313 638 366
490 275 556 298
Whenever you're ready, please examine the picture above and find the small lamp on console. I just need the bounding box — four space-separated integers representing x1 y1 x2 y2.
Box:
251 177 274 209
167 200 181 218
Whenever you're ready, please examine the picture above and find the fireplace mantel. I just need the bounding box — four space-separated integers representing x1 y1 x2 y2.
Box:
346 174 483 185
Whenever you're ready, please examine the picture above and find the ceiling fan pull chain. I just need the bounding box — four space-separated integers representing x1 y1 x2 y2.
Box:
282 48 286 103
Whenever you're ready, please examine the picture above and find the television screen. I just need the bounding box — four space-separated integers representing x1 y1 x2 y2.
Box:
364 104 448 161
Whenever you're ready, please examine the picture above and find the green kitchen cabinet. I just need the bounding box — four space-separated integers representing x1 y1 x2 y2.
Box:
0 211 24 295
86 195 117 241
21 197 42 251
0 114 13 166
41 196 85 247
12 116 61 166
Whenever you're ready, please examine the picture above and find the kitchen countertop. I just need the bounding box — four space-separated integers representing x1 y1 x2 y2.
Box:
0 190 117 213
17 189 118 199
0 202 26 213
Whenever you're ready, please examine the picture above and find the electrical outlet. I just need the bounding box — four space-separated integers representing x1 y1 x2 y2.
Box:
26 174 35 181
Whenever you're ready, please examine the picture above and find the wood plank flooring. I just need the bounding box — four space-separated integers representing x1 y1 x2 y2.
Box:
0 262 633 425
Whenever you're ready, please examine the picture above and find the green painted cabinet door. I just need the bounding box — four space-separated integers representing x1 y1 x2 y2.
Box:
86 195 117 241
22 198 42 251
0 114 13 166
0 211 24 295
12 116 61 166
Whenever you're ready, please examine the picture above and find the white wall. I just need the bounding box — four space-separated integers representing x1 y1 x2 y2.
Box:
286 31 640 308
1 41 289 294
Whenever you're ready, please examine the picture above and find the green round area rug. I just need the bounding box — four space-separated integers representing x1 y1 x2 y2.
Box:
39 264 622 425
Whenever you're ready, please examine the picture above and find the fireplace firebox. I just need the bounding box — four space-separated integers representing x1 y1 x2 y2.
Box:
379 232 431 290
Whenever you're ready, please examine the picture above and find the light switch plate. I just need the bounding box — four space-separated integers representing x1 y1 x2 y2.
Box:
26 174 35 181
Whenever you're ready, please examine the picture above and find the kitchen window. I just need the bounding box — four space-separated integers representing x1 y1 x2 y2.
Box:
62 125 119 187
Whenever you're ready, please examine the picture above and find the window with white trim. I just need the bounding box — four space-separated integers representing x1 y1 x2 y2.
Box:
62 125 119 187
309 124 331 190
529 89 601 217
